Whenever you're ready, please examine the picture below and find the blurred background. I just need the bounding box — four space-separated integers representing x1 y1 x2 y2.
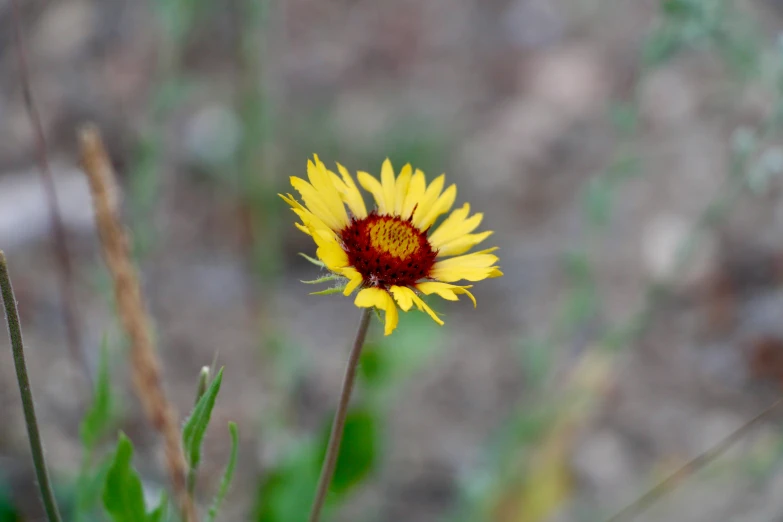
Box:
4 0 783 521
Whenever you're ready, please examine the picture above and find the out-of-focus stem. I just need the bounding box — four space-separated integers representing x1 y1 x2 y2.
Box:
0 252 63 522
10 0 91 390
308 309 372 522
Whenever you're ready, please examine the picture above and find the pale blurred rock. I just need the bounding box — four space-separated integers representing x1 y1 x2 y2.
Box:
184 104 242 168
332 91 394 150
0 167 95 250
639 67 699 129
461 99 564 195
5 104 37 155
502 0 565 50
524 44 611 119
687 409 745 458
642 213 718 287
572 429 638 505
32 0 96 63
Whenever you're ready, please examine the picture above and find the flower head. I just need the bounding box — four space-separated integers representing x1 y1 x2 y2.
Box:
281 156 502 335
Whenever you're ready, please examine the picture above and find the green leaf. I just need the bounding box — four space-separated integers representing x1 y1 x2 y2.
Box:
583 177 613 227
358 345 390 388
643 27 683 66
207 422 239 522
519 339 554 390
0 479 21 522
147 492 167 522
254 442 319 522
310 286 346 296
74 457 112 522
298 253 326 268
661 0 699 18
182 367 224 470
80 337 113 450
609 103 638 134
316 408 378 495
103 433 148 522
301 275 342 284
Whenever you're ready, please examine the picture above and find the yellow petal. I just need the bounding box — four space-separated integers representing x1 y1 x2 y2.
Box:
381 159 397 214
401 169 427 219
316 241 349 272
411 174 445 227
291 208 334 237
429 204 483 247
281 193 339 242
430 266 500 282
357 171 388 214
389 285 415 311
307 157 349 228
384 296 399 335
408 292 444 326
394 164 412 215
433 249 499 269
431 249 501 282
416 282 477 307
309 226 340 249
436 231 494 257
355 287 386 308
335 163 367 218
341 267 364 296
354 287 399 335
295 222 311 236
415 183 457 231
291 177 344 232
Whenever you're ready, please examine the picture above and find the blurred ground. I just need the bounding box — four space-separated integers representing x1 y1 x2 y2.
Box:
4 0 783 521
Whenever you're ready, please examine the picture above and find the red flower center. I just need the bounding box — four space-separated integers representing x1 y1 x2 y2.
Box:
340 212 436 288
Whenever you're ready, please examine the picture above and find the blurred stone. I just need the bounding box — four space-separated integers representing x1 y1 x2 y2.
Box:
524 44 611 118
32 0 96 63
571 429 637 505
332 91 394 150
686 409 744 458
461 99 563 195
0 166 95 250
639 67 698 129
184 104 242 169
502 0 565 50
641 213 718 288
4 104 37 157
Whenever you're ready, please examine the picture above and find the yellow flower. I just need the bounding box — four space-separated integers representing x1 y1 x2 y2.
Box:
281 155 503 335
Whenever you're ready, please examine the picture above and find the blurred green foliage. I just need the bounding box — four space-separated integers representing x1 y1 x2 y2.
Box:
7 0 783 521
254 312 443 521
207 422 239 522
103 433 164 522
183 368 225 474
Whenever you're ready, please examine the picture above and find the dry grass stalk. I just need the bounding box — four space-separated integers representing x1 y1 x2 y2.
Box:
79 124 197 522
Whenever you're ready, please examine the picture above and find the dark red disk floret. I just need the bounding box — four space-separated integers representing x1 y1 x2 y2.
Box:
340 212 437 288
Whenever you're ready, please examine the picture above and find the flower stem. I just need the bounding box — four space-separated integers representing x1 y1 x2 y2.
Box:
308 309 372 522
0 252 63 522
607 394 783 522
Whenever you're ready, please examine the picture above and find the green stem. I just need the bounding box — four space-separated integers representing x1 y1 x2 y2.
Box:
308 309 372 522
0 252 63 522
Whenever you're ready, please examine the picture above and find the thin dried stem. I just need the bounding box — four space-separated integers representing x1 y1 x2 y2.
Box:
78 125 197 522
308 309 373 522
0 252 63 522
9 0 91 390
607 395 783 522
